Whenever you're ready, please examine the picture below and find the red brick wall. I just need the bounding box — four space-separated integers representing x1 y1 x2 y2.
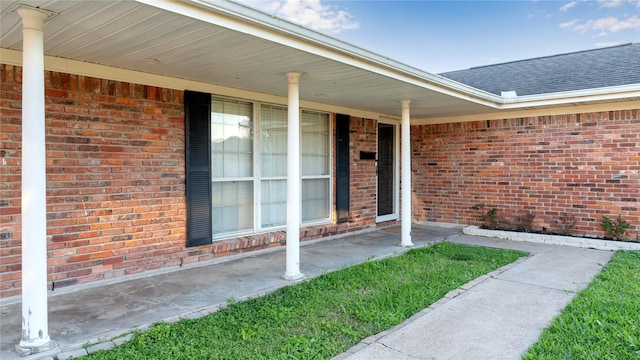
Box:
336 116 400 230
8 65 634 298
1 65 187 298
413 110 640 239
330 116 382 233
0 66 386 299
348 117 379 227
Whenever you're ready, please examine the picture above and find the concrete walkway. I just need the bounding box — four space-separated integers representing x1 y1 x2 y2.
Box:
0 223 458 360
337 234 613 360
0 225 614 360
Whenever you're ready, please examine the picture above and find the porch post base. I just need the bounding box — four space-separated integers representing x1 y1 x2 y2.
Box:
401 241 414 248
282 272 305 281
15 340 58 357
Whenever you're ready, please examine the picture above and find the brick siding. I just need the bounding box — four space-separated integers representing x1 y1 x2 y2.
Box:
1 65 187 298
0 66 384 299
3 64 635 299
413 111 640 239
347 117 379 227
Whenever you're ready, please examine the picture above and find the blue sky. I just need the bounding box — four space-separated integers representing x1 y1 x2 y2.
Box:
238 0 640 73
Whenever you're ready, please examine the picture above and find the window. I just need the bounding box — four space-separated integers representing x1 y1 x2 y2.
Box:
209 97 331 238
210 98 254 235
301 110 330 222
260 104 288 228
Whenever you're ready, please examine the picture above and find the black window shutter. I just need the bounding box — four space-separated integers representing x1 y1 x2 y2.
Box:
336 114 350 223
185 90 212 247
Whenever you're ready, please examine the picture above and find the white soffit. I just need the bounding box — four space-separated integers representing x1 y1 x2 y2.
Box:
1 0 638 120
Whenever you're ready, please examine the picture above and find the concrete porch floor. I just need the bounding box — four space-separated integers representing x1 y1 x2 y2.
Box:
0 223 462 359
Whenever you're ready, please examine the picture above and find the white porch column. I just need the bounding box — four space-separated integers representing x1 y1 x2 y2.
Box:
283 72 304 280
16 6 56 356
400 100 414 247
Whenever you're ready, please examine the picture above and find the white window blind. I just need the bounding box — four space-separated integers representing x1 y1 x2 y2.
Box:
260 104 288 227
211 97 331 237
301 110 330 222
211 98 254 235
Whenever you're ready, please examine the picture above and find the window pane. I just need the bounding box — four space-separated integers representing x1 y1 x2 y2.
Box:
212 181 254 234
302 178 329 222
261 104 288 177
211 98 253 178
301 111 329 176
209 98 331 236
261 180 286 228
211 97 254 235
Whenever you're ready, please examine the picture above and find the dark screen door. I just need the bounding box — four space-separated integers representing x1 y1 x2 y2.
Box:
377 123 394 217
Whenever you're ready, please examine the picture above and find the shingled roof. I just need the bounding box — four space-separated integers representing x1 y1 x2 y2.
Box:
439 43 640 97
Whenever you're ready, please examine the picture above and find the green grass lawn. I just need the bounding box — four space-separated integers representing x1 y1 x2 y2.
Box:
85 242 525 359
523 250 640 360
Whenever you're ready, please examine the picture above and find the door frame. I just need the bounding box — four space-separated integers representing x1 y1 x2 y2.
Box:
376 117 400 223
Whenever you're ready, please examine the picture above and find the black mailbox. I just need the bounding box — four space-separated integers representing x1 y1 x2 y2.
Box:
359 151 376 160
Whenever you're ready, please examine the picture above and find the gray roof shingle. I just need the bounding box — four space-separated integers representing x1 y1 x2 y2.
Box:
439 43 640 96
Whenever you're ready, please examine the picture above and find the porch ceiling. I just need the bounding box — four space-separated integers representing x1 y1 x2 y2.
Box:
0 0 505 120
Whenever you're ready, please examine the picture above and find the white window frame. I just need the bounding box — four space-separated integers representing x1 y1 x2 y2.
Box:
300 109 332 226
211 95 333 240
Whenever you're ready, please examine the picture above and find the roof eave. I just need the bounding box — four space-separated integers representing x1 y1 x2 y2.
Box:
138 0 503 107
185 1 640 111
499 84 640 109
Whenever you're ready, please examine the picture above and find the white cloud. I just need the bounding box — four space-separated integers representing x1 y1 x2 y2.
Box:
597 0 623 8
247 0 359 33
560 2 577 11
559 19 580 28
528 11 550 19
560 15 640 35
597 0 640 8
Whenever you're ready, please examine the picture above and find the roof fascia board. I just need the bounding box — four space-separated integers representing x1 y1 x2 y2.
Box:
134 0 502 108
0 48 384 119
4 45 636 121
498 84 640 109
414 100 640 125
